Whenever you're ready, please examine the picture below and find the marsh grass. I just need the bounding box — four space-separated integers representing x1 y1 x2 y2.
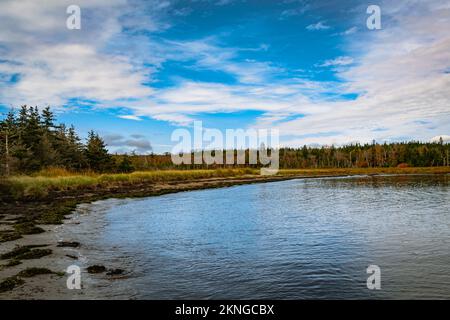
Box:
1 167 448 200
1 168 257 199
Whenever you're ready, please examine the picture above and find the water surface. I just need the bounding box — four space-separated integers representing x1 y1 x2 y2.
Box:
59 175 450 299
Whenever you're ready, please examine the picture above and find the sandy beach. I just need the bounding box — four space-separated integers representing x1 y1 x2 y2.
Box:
0 223 86 299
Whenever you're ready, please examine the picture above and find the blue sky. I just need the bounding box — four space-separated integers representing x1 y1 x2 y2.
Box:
0 0 449 153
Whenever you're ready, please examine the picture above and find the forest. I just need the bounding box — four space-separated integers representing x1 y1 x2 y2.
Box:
1 106 449 176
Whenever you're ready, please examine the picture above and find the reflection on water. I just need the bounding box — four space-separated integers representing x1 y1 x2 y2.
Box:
59 175 450 299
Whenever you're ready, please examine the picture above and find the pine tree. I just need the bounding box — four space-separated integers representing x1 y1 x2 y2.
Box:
41 106 55 130
117 154 135 173
85 131 114 172
66 125 87 169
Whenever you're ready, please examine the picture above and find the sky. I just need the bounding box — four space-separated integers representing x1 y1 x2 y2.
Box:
0 0 449 153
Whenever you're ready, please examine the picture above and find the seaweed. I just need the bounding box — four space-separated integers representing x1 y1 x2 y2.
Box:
17 267 54 278
0 276 24 293
0 245 51 260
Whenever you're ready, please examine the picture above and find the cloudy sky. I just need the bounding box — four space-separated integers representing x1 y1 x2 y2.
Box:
0 0 449 153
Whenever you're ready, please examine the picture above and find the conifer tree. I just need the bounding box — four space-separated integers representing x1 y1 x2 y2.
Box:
85 131 114 172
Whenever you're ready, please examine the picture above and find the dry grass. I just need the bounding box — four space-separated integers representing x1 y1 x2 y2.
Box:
1 168 257 199
1 167 448 200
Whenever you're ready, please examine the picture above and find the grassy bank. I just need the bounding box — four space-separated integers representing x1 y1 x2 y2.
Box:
1 167 449 201
1 168 257 200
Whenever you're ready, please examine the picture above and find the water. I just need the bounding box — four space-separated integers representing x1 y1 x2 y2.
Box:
59 175 450 299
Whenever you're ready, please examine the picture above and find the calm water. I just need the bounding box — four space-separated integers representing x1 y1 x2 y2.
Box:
59 175 450 299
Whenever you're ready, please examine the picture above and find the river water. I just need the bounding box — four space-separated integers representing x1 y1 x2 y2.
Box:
58 175 450 299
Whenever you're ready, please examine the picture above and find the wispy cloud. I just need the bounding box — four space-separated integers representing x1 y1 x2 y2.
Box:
215 0 235 6
280 7 309 20
319 56 354 67
118 115 143 121
162 37 281 84
306 21 330 31
339 26 357 36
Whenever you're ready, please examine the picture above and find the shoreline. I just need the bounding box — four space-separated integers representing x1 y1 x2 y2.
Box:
1 168 449 299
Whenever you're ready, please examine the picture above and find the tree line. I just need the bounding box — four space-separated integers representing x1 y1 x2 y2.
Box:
1 106 449 175
123 139 449 171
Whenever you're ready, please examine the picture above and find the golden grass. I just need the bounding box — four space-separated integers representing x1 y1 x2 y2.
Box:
1 167 448 199
1 168 257 198
32 167 80 177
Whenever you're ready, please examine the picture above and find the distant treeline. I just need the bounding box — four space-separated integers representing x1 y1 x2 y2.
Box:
1 106 449 175
122 140 450 171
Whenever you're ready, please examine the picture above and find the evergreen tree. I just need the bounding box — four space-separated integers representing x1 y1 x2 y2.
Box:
117 154 135 173
41 106 55 130
85 131 114 172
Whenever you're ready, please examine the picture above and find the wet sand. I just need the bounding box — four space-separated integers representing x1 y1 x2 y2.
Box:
0 223 86 299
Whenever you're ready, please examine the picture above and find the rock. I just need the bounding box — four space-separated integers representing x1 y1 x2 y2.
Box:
106 268 125 276
66 254 78 260
57 241 80 248
87 265 106 274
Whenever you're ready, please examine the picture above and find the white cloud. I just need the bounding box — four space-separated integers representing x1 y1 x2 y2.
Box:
165 38 280 84
340 26 357 36
150 113 195 126
118 115 143 121
146 79 342 115
319 56 354 67
0 0 162 109
0 44 153 107
306 21 330 31
280 6 309 20
430 135 450 143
